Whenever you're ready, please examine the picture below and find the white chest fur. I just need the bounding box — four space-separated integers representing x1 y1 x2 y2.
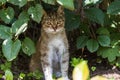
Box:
48 37 65 62
49 38 64 47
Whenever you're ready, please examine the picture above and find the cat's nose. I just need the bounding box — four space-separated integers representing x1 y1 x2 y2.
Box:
53 27 57 31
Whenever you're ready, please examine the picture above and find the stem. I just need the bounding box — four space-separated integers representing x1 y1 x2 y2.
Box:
90 24 97 39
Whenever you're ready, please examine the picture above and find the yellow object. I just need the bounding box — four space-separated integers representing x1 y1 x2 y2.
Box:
72 61 89 80
57 77 64 80
91 76 108 80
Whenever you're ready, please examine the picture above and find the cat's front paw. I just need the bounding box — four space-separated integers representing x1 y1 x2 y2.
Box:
63 76 70 80
45 76 53 80
45 78 53 80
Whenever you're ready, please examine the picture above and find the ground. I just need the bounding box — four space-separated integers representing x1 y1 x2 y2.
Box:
88 53 120 80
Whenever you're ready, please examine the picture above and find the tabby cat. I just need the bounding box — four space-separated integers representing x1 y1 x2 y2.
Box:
29 6 69 80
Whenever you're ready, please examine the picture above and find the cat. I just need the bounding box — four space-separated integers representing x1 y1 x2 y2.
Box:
29 6 70 80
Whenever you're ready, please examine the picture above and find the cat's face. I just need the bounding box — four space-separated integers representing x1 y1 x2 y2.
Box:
42 7 65 34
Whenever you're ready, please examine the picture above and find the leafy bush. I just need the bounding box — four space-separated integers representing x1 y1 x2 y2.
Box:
75 0 120 63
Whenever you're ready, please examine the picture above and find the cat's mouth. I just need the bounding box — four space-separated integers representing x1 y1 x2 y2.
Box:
45 28 63 33
52 26 57 31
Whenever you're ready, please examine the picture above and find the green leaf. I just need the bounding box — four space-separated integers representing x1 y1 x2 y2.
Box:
80 23 91 36
85 8 105 25
5 70 13 80
98 35 110 47
42 0 56 5
0 7 14 24
19 73 26 79
12 11 29 36
0 25 12 39
57 0 74 10
71 58 81 67
104 14 112 26
28 4 43 23
83 0 102 6
22 37 36 56
8 0 27 7
32 70 43 79
96 27 110 36
2 39 21 61
97 46 120 62
77 36 89 49
18 11 29 21
65 10 80 31
0 62 11 71
107 0 120 15
86 39 99 53
110 33 120 46
11 19 28 36
0 0 7 6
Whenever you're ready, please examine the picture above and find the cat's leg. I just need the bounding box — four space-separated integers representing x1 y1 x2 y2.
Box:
41 52 53 80
60 50 69 80
52 56 61 78
29 53 41 72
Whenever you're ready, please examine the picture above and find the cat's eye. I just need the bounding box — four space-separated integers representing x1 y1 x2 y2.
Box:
57 23 63 27
57 20 64 25
57 22 61 25
47 22 51 25
46 21 51 25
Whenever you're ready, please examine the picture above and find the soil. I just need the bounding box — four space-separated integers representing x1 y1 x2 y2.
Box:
87 53 120 80
86 51 120 80
91 68 120 80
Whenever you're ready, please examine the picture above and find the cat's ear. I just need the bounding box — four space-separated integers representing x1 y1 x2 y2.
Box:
57 6 64 15
43 9 47 17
